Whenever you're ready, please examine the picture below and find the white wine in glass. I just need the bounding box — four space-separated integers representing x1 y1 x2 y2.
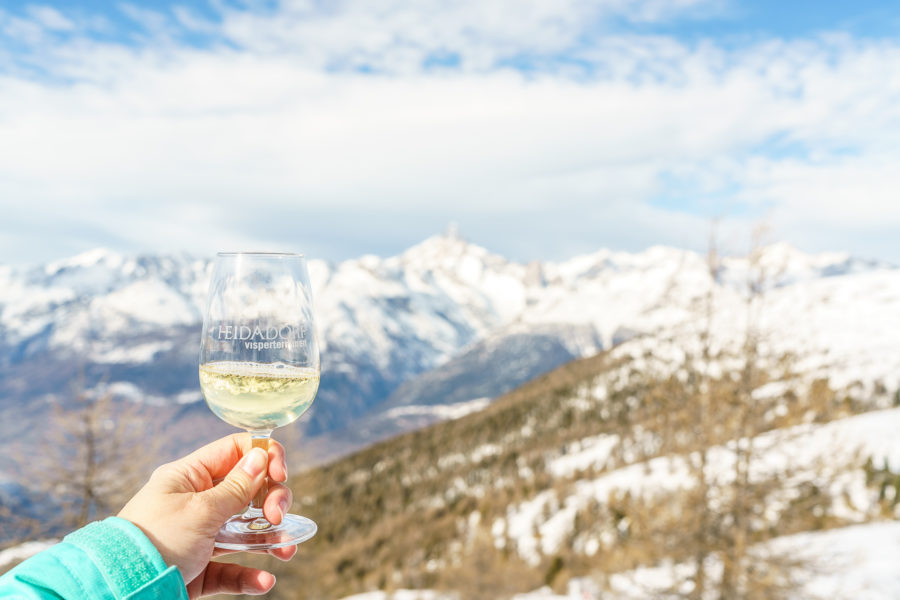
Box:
199 252 320 550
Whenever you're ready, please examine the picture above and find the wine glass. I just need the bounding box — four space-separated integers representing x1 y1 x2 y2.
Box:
199 252 320 550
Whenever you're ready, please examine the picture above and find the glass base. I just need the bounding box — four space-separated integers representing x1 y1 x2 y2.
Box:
214 510 317 550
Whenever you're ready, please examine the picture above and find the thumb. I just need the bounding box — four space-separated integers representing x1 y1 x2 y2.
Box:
201 447 268 521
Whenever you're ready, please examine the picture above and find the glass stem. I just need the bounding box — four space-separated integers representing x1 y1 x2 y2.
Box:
245 431 271 518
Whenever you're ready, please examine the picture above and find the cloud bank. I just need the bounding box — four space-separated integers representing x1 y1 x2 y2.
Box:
1 1 899 264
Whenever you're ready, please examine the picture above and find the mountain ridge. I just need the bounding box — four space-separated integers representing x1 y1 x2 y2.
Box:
1 233 898 466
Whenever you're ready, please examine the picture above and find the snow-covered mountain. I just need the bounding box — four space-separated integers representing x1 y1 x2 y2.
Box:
0 231 897 462
4 233 900 596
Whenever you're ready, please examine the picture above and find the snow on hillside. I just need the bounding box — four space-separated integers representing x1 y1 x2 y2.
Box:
0 540 57 570
382 397 492 421
498 407 900 567
340 591 454 600
603 521 900 600
333 521 900 600
597 263 900 398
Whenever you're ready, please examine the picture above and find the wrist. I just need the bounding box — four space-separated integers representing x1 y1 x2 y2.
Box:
66 517 188 599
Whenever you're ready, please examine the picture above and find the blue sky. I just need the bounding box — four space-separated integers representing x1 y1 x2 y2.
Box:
4 0 899 45
2 0 900 265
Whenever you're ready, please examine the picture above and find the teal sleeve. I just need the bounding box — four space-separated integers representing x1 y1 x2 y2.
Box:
0 517 188 600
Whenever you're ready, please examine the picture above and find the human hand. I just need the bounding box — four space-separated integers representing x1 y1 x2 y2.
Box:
118 433 296 598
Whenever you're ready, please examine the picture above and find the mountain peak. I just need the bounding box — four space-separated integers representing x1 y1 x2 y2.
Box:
444 221 461 241
400 226 491 264
43 247 123 276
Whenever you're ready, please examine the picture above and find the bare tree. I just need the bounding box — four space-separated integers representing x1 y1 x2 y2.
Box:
593 223 855 599
668 225 861 599
0 377 162 575
39 377 161 530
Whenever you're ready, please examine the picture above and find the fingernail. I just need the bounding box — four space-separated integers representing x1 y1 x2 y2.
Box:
278 498 289 519
239 448 267 478
282 457 288 479
243 572 275 594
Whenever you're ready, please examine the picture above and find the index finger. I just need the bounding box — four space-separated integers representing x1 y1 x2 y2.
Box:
182 433 288 483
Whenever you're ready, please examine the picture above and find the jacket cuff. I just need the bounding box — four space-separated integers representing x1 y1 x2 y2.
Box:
64 517 188 600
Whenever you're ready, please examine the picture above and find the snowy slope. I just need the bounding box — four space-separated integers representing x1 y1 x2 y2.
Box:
499 407 900 567
332 521 900 600
523 521 900 600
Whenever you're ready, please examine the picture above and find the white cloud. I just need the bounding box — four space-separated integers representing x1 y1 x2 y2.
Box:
213 0 725 71
0 2 898 265
26 5 75 32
